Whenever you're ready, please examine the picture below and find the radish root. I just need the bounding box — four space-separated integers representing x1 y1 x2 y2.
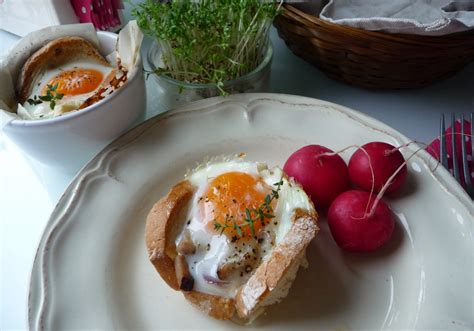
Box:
364 144 430 219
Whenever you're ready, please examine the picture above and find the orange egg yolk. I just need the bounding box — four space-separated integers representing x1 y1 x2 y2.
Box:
200 172 275 239
43 68 104 97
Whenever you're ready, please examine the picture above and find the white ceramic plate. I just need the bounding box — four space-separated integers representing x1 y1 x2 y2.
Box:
29 94 473 330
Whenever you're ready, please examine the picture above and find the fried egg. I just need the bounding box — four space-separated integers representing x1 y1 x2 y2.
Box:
19 59 115 119
175 157 314 298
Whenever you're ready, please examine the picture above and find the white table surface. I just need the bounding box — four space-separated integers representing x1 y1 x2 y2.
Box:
1 14 474 331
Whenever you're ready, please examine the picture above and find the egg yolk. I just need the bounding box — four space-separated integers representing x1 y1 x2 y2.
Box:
200 172 275 239
42 68 104 97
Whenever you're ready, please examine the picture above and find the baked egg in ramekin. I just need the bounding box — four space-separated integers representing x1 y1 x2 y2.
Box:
1 22 146 169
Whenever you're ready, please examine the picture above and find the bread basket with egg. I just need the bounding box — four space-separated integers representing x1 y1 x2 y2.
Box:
0 22 146 168
16 36 125 119
145 156 319 323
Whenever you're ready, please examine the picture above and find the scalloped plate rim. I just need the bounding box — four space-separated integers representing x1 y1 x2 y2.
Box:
27 93 473 330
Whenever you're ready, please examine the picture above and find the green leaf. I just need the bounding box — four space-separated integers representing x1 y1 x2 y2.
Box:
39 95 52 102
234 221 242 237
249 220 255 237
264 195 271 205
27 98 42 105
245 208 252 221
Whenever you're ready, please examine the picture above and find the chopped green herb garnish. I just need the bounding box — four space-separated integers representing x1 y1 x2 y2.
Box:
213 177 283 240
27 83 64 110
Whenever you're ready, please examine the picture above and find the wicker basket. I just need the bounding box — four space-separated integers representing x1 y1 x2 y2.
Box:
273 4 474 89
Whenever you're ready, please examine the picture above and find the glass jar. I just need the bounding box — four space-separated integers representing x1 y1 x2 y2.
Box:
145 41 273 109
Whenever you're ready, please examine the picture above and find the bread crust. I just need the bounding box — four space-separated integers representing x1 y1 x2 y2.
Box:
235 208 318 319
145 180 195 290
183 292 235 320
16 37 110 104
145 178 319 322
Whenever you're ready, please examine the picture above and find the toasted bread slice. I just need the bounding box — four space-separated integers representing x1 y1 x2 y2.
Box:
235 209 317 320
145 178 319 322
145 180 194 291
16 37 110 104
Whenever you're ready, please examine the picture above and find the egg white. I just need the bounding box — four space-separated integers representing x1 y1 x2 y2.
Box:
19 60 114 120
176 158 314 298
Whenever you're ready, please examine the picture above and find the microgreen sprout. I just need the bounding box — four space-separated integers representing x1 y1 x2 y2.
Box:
132 0 281 92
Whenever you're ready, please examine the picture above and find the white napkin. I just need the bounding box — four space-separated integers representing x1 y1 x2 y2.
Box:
309 0 474 36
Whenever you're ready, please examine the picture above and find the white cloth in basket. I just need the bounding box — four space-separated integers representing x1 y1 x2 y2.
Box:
312 0 474 36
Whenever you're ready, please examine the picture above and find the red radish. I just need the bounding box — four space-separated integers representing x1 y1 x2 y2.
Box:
348 142 407 194
283 145 350 210
327 190 395 252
